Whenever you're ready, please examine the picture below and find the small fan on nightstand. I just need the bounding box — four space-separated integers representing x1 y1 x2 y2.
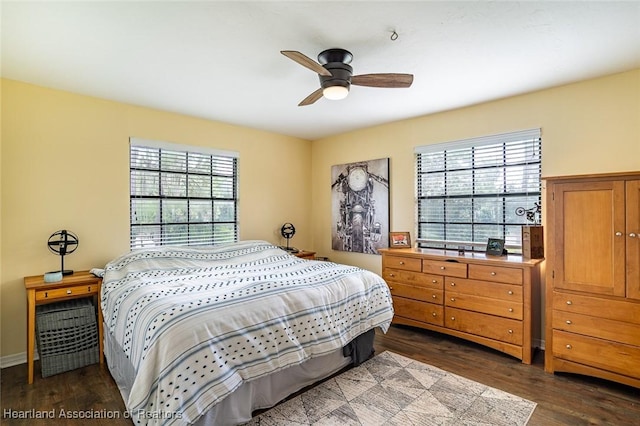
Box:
279 223 299 253
47 229 79 275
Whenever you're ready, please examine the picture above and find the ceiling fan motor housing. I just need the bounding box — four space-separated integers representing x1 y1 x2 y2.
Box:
319 62 353 91
318 49 353 91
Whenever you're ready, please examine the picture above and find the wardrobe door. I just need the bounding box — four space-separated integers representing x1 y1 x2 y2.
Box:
553 181 626 297
626 180 640 300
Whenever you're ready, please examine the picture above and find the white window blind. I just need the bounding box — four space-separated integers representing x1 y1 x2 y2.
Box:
129 138 239 249
415 129 541 252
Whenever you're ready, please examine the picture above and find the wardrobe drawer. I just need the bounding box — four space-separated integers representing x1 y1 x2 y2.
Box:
423 260 467 278
445 277 523 301
468 264 523 285
445 307 522 345
553 310 640 347
383 255 422 272
552 291 640 325
393 297 444 326
382 268 443 289
446 292 522 320
389 282 443 304
552 330 640 378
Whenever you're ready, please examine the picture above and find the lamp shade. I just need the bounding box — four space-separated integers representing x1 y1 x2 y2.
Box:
323 85 349 100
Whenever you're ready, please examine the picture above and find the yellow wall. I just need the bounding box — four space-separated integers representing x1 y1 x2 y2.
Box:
311 69 640 274
1 79 312 358
2 69 639 359
310 69 639 345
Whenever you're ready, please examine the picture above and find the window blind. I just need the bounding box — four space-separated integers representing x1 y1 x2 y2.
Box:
129 138 239 249
415 129 541 252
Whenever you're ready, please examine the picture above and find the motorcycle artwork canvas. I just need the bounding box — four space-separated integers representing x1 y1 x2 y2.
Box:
331 158 390 254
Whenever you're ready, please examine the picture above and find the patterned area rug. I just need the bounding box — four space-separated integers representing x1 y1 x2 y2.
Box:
246 351 536 425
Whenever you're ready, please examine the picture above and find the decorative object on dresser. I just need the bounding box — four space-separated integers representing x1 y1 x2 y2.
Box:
544 171 640 388
380 248 543 364
485 238 506 256
389 231 411 248
47 229 79 275
23 270 104 384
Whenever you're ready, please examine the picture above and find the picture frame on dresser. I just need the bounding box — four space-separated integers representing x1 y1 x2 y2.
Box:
486 238 505 256
389 232 411 248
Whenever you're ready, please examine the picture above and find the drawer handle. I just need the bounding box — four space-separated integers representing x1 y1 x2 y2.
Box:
565 320 572 324
508 308 514 312
490 272 496 276
566 300 572 305
566 344 572 349
450 297 455 302
440 266 446 270
432 280 437 283
508 290 513 295
450 282 456 286
389 286 393 290
432 312 437 317
432 294 437 299
450 316 455 321
399 261 405 265
508 329 513 334
67 290 72 295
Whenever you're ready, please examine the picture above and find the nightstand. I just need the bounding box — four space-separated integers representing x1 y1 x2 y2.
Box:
294 250 316 260
24 270 104 384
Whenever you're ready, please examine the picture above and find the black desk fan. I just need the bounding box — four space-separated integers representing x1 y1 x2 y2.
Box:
280 223 299 253
47 230 79 275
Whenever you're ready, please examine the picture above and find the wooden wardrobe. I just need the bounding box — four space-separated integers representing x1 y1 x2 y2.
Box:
544 171 640 388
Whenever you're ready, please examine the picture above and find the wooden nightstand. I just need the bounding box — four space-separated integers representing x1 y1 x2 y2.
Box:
294 250 316 260
24 270 104 384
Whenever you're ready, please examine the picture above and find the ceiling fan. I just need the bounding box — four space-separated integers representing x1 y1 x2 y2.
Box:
281 48 414 106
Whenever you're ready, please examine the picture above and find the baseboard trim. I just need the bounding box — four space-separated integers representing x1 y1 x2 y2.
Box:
0 352 38 369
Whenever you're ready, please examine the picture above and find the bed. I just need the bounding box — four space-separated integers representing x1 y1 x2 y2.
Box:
100 240 394 425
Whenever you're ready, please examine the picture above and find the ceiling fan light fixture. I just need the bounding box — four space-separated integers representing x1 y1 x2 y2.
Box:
323 85 349 100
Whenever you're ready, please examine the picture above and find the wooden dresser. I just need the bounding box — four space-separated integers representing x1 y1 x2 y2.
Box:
545 172 640 388
380 248 542 364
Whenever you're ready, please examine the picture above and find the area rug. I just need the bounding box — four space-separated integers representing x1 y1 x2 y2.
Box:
245 351 537 425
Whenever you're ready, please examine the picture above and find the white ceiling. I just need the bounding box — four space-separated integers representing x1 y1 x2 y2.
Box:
2 1 640 141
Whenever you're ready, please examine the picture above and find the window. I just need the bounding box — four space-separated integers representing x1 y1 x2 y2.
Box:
416 129 541 253
129 138 239 249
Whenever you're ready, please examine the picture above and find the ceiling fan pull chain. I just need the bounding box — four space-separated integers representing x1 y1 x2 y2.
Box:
390 31 398 41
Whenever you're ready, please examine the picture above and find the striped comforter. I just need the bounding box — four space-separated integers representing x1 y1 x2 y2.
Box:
101 240 393 425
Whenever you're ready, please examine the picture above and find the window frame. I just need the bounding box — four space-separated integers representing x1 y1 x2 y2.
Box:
415 129 542 253
129 138 239 249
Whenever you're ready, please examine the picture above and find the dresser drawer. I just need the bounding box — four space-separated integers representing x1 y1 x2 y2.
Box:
552 291 640 325
35 284 99 301
468 264 523 285
552 330 640 378
393 297 444 326
553 310 640 347
423 260 467 278
446 292 522 320
445 307 522 345
383 268 443 289
445 277 522 302
383 255 422 272
390 282 443 304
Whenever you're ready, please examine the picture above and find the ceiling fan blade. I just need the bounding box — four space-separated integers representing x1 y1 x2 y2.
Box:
351 73 414 88
281 50 332 77
298 88 324 106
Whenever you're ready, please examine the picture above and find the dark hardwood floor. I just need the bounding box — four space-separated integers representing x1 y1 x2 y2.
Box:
2 324 638 425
